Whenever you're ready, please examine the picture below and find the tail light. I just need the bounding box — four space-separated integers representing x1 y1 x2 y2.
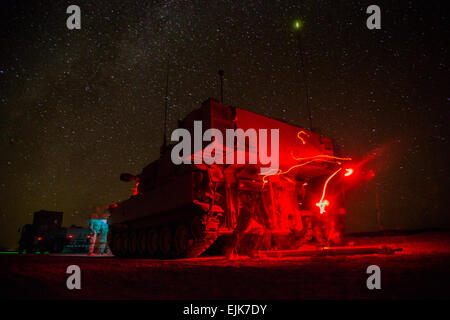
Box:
67 234 74 240
37 236 43 241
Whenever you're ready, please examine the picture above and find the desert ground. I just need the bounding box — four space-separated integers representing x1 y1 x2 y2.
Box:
1 231 449 300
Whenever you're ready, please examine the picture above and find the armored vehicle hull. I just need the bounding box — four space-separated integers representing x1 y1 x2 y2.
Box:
108 99 350 258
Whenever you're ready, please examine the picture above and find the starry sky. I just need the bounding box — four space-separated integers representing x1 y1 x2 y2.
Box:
0 1 448 249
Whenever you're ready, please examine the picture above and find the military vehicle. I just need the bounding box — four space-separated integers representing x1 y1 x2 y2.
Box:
108 98 355 258
18 210 64 253
18 210 93 254
63 225 94 253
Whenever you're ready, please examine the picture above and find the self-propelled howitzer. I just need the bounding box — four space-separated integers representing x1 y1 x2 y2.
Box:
108 98 350 258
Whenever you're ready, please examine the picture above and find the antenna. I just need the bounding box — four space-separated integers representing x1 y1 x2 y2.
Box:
218 69 224 103
163 55 170 149
293 20 313 130
298 35 312 130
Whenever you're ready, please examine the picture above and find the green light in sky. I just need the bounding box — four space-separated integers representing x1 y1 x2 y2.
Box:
293 19 303 30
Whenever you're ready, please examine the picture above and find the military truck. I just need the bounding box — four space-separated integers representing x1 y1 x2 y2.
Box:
18 210 92 254
108 99 354 258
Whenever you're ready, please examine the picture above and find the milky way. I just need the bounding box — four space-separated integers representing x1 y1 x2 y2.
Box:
0 1 448 248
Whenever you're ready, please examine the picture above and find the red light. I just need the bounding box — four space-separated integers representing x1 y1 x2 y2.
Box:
316 199 329 214
315 168 342 214
132 181 140 195
261 130 352 185
344 168 354 176
262 160 315 184
87 235 92 239
292 154 352 162
297 130 310 144
37 236 43 241
68 234 73 240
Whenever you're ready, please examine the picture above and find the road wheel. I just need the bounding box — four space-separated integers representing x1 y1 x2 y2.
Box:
121 232 129 256
159 227 172 256
146 229 159 256
190 215 203 239
182 215 220 258
112 232 121 256
136 230 147 256
174 224 191 256
129 231 137 256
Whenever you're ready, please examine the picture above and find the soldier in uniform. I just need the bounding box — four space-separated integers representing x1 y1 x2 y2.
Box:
88 208 110 255
304 174 347 246
224 191 257 259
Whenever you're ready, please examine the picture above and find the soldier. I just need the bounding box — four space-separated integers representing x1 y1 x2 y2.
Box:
224 191 254 259
97 213 110 254
88 213 99 255
306 174 348 246
224 190 272 259
88 208 110 255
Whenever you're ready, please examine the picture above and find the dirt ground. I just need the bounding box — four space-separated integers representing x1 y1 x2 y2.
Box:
1 231 449 300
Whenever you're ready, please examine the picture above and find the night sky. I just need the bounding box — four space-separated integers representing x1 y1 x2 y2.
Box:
0 1 448 249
